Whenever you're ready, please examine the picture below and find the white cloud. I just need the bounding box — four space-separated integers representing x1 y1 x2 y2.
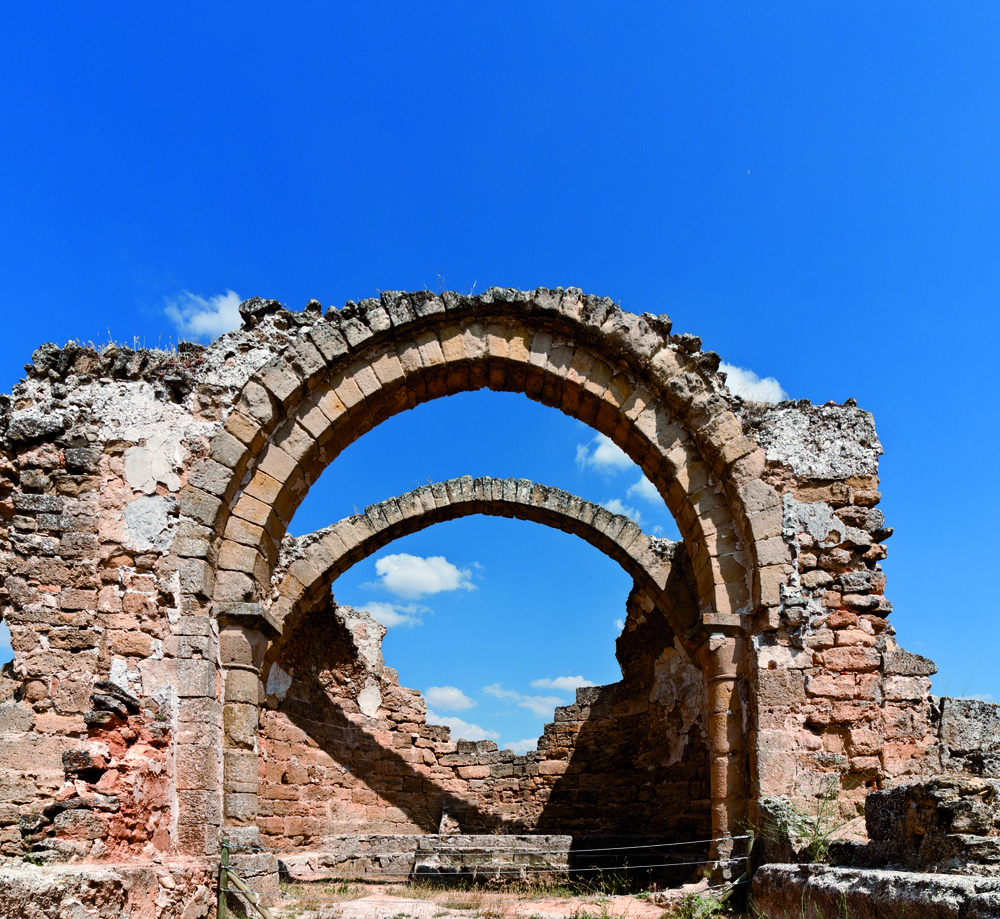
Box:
164 290 243 340
426 686 476 711
614 618 625 631
719 362 788 403
505 738 539 755
358 601 425 628
531 676 596 692
962 693 994 702
627 476 662 504
576 435 634 473
484 683 566 720
601 498 642 524
426 709 499 741
483 683 521 702
519 694 565 718
373 553 475 600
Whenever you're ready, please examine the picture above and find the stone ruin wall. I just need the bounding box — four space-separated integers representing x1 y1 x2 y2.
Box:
0 288 996 916
736 400 949 825
255 584 711 849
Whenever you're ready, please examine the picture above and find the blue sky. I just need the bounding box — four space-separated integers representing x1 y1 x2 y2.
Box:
1 4 998 747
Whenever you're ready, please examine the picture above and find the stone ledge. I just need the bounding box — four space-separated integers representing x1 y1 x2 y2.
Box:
212 602 281 638
753 864 1000 919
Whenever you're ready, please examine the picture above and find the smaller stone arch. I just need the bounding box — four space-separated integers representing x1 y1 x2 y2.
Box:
251 479 715 849
266 475 703 658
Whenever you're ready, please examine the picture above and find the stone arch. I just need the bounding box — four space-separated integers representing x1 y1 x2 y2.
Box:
197 290 782 623
267 475 701 658
260 481 711 843
184 288 789 859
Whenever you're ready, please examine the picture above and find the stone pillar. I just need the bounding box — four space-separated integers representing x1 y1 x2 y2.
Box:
214 604 279 849
703 629 746 866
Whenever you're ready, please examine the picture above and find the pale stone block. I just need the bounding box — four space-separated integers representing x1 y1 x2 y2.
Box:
757 670 807 708
224 702 258 749
416 330 445 368
225 791 259 824
231 494 272 528
258 361 302 406
217 541 259 575
176 659 217 698
224 749 259 791
177 744 219 790
225 667 259 704
237 380 276 427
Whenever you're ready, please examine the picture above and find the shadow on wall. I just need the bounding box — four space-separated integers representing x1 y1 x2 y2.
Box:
257 586 712 848
535 588 711 837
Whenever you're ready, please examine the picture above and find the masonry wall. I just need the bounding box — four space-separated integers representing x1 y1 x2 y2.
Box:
737 400 941 825
256 595 711 849
0 289 991 885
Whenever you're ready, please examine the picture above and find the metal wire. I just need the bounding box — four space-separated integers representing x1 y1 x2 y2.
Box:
277 858 733 876
225 834 749 858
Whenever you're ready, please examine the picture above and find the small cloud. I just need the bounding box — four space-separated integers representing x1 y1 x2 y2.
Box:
518 695 565 718
358 601 425 628
484 683 565 720
719 362 788 403
426 686 476 711
426 709 499 741
627 476 662 504
373 553 476 600
505 738 539 755
483 683 521 702
962 693 994 702
531 676 596 693
614 618 625 631
576 435 634 473
164 290 242 340
602 498 642 524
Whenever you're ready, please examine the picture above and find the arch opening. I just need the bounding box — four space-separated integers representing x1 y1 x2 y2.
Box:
258 489 712 850
199 291 759 862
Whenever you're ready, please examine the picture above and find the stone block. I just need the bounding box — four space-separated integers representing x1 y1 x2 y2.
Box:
225 667 259 704
178 485 223 528
177 744 219 790
884 676 932 702
214 569 257 604
0 701 36 733
225 791 259 824
108 629 153 657
883 650 937 677
224 702 258 748
60 589 96 611
176 659 216 698
179 557 214 597
52 809 108 840
757 670 807 708
818 647 880 672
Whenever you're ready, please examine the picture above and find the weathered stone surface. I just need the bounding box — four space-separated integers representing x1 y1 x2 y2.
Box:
0 287 973 908
754 864 1000 919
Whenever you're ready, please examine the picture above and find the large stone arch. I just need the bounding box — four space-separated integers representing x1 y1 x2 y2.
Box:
183 289 786 861
266 475 701 657
199 291 782 622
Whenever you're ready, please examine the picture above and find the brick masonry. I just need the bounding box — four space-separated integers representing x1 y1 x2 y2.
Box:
0 288 996 916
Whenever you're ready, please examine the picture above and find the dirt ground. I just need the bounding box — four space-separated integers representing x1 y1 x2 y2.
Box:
264 878 739 919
